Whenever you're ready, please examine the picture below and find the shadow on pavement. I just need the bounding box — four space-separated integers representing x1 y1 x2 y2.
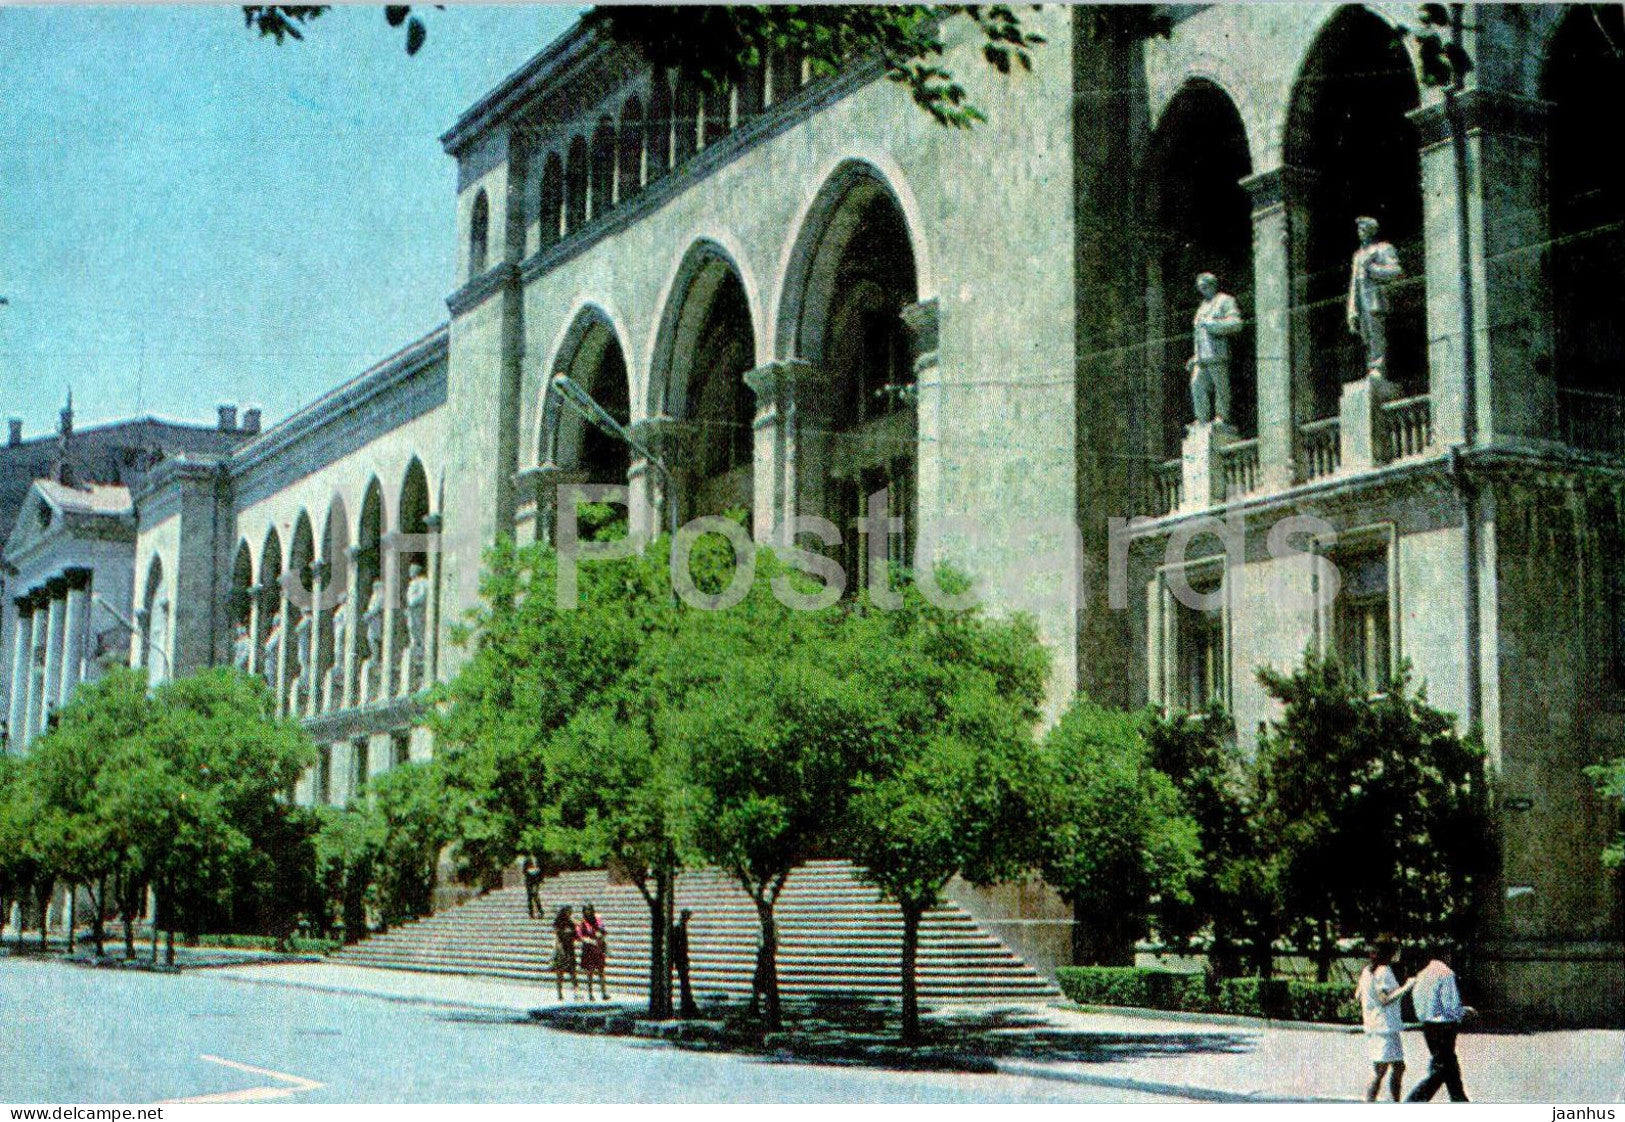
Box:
524 995 1256 1075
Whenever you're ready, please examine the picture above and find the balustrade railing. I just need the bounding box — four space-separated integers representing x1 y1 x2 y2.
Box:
1145 459 1182 518
1558 388 1625 456
1383 394 1433 460
1221 439 1260 500
1301 418 1341 481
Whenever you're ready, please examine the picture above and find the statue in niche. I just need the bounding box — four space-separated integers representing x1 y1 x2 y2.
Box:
261 617 281 687
327 592 348 706
405 562 430 664
1347 216 1404 377
293 607 312 704
1187 271 1244 426
233 623 252 673
362 578 384 696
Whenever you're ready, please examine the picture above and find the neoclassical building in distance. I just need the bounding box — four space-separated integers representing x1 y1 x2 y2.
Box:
3 5 1621 1025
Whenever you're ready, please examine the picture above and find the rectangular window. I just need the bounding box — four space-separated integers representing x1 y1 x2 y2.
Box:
1334 550 1392 691
392 731 410 769
1171 567 1226 710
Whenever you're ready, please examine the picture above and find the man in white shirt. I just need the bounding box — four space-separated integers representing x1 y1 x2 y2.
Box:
1405 943 1474 1102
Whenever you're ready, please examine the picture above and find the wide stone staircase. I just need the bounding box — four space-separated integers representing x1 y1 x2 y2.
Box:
333 859 1060 1004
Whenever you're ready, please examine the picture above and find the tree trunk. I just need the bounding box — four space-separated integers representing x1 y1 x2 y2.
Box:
92 878 106 958
150 890 161 965
642 872 672 1019
1315 915 1333 983
165 927 176 968
900 903 924 1045
35 882 52 951
754 898 782 1032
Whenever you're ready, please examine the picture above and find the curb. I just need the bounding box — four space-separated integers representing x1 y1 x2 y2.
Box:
993 1058 1358 1104
209 967 544 1016
1056 1001 1364 1035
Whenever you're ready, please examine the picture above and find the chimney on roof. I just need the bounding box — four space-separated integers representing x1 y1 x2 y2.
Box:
217 404 238 432
7 419 19 446
56 390 76 487
240 407 261 435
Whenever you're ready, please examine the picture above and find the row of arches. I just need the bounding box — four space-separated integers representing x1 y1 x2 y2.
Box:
1143 4 1623 459
536 158 921 584
467 55 818 276
217 458 440 716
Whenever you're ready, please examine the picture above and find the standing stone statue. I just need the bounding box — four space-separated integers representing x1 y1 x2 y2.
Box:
293 608 312 705
362 579 384 662
1187 271 1244 425
1347 216 1403 376
327 592 348 706
261 617 281 687
232 623 253 673
405 562 430 665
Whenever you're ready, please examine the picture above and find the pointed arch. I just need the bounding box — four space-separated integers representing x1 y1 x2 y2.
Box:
1148 77 1256 453
539 305 632 489
1285 4 1425 409
618 96 645 201
565 135 589 231
230 540 254 631
649 241 757 523
536 151 563 253
591 115 616 216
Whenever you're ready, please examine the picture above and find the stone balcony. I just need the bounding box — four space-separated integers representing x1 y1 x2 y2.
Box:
1141 376 1437 519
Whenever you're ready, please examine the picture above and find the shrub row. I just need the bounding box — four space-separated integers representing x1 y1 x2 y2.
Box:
1057 966 1359 1024
193 932 341 955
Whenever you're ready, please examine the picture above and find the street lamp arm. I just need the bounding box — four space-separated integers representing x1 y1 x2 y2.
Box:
92 592 170 677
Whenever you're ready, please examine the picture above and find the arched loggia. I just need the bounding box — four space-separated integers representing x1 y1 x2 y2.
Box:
1149 79 1256 456
779 162 921 585
1286 7 1425 414
650 245 757 525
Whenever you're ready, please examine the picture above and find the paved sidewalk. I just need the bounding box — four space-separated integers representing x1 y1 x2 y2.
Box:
208 960 1625 1104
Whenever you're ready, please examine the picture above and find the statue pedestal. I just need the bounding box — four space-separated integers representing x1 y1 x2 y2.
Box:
1181 421 1238 512
1339 373 1399 472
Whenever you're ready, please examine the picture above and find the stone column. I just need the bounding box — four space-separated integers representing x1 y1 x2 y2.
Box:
342 546 362 708
1242 166 1316 489
40 579 68 733
380 533 401 699
743 359 820 545
628 414 680 539
1409 90 1551 447
58 570 91 707
900 298 939 540
7 600 31 747
423 514 444 685
24 599 46 743
307 561 328 717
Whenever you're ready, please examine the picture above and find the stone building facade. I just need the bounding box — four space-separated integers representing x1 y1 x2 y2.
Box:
13 5 1621 1024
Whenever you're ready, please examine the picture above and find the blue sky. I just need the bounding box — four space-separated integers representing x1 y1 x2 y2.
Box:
0 4 580 438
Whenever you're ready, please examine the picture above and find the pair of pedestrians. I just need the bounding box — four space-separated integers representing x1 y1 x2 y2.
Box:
1358 939 1474 1102
549 904 610 1001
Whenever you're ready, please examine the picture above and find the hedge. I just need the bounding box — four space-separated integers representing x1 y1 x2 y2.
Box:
1057 966 1358 1024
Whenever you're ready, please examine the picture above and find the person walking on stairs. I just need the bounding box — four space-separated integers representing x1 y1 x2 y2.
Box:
550 905 578 1001
577 903 610 1001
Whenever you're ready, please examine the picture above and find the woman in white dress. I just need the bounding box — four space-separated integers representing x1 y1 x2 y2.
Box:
1357 936 1414 1101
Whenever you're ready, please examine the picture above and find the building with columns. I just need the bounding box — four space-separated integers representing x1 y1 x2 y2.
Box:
10 5 1621 1023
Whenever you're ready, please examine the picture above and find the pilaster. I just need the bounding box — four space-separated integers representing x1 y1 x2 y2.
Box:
1243 165 1316 489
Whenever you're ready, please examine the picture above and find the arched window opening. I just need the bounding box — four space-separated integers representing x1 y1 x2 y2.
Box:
656 253 757 525
396 461 431 694
230 542 254 671
537 152 564 252
784 168 920 587
618 97 645 201
768 49 803 106
468 189 490 278
546 315 633 505
1286 9 1425 417
1150 80 1256 457
1546 6 1625 448
565 135 589 232
256 529 283 691
317 499 349 712
591 116 616 216
703 82 729 146
286 513 315 713
356 480 384 704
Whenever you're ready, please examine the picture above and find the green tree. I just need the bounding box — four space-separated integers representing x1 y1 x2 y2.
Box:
1145 705 1281 977
676 557 874 1029
1589 756 1625 870
1256 653 1492 980
835 576 1050 1044
367 760 456 927
1036 698 1200 968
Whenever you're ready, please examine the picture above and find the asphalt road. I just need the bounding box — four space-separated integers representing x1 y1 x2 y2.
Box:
0 958 1166 1104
